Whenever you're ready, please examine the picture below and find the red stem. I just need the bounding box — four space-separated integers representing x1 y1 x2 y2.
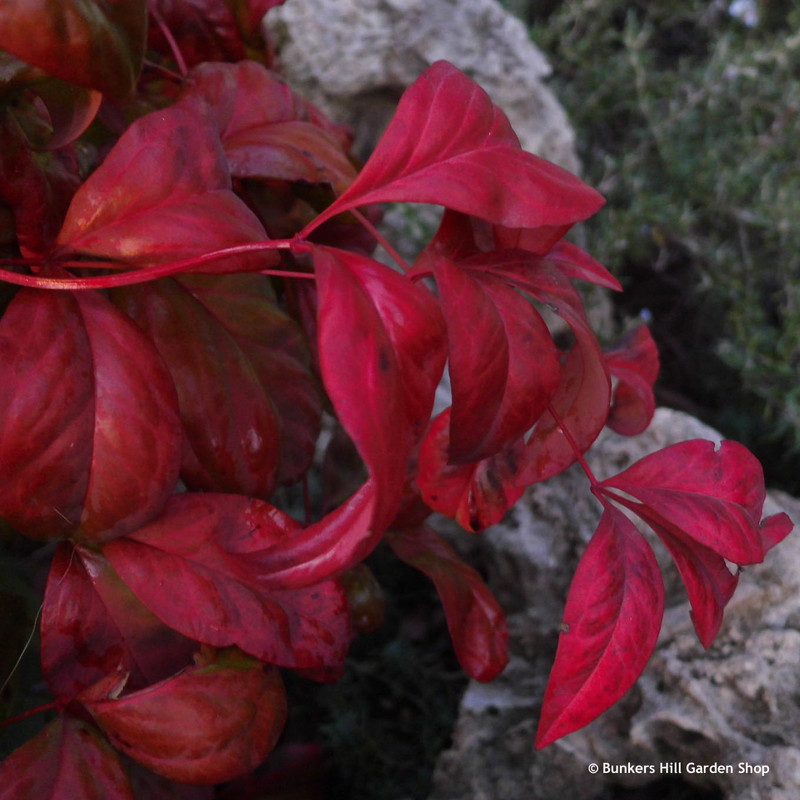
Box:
0 240 301 291
0 701 61 732
351 209 412 273
546 402 600 488
147 1 188 77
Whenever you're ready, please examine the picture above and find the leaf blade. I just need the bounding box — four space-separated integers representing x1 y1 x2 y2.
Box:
0 0 146 101
535 505 664 748
102 494 351 670
82 652 287 785
387 525 508 682
312 62 604 229
313 245 447 529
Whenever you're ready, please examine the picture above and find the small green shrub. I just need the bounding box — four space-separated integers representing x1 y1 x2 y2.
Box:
519 0 800 489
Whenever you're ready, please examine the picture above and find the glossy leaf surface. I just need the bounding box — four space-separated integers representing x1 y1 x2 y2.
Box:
0 0 146 100
173 273 321 487
0 288 181 541
0 715 134 800
56 106 274 274
83 651 287 784
243 480 379 589
417 410 525 532
632 514 738 648
604 325 660 436
113 276 284 498
387 525 508 681
535 505 664 749
180 61 356 191
312 61 604 230
462 252 611 484
41 543 196 701
434 256 560 463
103 493 351 669
601 440 792 565
313 244 447 529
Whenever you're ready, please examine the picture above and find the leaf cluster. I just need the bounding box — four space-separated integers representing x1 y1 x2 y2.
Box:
526 0 800 487
0 1 793 796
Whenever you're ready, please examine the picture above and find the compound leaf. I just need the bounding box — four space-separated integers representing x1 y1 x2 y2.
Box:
600 440 793 566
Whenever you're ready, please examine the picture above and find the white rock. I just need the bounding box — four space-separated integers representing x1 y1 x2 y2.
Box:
430 409 800 800
265 0 580 172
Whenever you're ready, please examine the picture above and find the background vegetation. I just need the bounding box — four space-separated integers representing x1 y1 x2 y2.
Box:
510 0 800 493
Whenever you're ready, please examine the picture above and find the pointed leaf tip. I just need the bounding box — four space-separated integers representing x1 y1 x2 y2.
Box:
313 61 604 230
535 506 663 748
83 654 287 785
388 526 508 682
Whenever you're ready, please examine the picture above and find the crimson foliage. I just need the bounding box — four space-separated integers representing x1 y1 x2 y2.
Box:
0 0 793 793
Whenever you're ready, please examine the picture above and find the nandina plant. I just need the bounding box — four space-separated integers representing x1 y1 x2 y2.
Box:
0 1 793 795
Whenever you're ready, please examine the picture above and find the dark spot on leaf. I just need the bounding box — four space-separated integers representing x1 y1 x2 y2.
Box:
378 346 391 373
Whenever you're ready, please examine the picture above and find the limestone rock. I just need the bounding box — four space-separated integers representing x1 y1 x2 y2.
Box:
429 408 800 800
265 0 580 172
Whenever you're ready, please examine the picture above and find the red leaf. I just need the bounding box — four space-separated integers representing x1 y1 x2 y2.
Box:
631 515 738 648
180 61 356 192
492 222 574 258
544 240 622 291
82 650 287 785
56 105 275 274
0 61 103 151
41 543 196 701
313 245 447 529
102 494 351 670
0 715 134 800
600 440 792 565
387 525 508 682
311 61 604 230
604 325 660 436
0 288 181 542
172 273 322 487
0 108 81 254
434 257 561 462
245 480 380 589
147 0 284 69
113 277 286 498
535 505 664 749
0 0 146 101
470 254 611 484
148 0 245 66
417 410 525 532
